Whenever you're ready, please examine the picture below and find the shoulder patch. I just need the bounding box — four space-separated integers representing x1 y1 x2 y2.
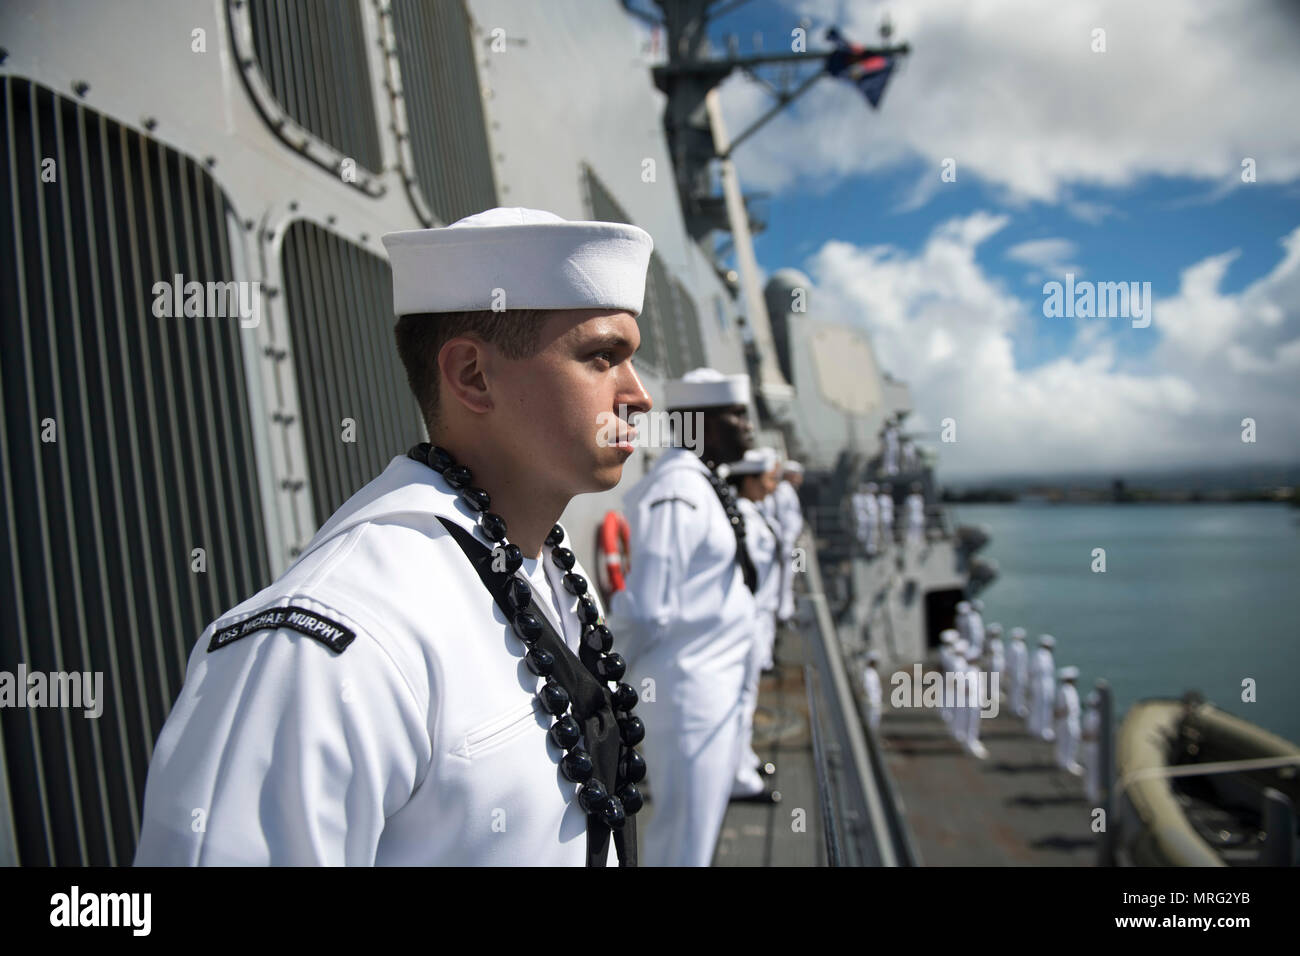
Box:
649 495 697 510
208 605 356 654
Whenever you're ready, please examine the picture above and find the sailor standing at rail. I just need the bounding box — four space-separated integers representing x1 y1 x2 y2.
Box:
901 438 919 473
1054 667 1083 774
938 628 959 726
954 600 973 648
727 448 782 802
967 599 987 659
773 461 805 630
134 206 655 866
862 650 883 732
1029 635 1057 741
877 483 895 548
881 418 901 476
984 623 1005 698
1006 627 1029 718
608 368 758 867
956 641 989 759
857 482 880 556
1082 691 1102 802
904 482 926 550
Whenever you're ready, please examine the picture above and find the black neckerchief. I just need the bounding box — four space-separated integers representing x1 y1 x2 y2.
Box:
436 516 636 868
706 465 758 593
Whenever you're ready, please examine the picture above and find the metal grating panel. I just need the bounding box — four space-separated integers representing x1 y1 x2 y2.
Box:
671 277 708 372
0 77 271 865
582 165 668 374
246 0 383 173
642 251 681 377
391 0 497 223
280 221 426 527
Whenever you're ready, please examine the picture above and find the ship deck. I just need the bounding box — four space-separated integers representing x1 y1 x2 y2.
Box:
713 636 1099 866
712 625 826 866
878 674 1099 866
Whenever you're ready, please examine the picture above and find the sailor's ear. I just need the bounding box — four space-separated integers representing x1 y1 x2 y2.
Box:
439 336 495 416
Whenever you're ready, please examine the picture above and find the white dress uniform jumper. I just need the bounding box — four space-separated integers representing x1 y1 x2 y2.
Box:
135 451 639 865
1006 629 1029 718
774 466 804 624
608 431 759 866
1029 641 1057 742
732 472 782 797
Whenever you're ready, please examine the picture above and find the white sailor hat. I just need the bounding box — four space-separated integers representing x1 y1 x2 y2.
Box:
940 629 959 644
1010 627 1027 640
1058 666 1079 681
728 447 779 475
865 481 878 492
381 207 653 317
987 622 1003 636
783 460 804 474
1039 634 1056 648
953 640 969 658
866 650 880 664
1086 691 1100 706
956 601 971 613
664 367 751 410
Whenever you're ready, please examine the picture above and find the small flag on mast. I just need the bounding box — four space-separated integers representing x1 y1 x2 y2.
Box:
824 27 897 109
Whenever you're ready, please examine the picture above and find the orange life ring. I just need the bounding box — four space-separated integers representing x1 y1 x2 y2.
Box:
597 511 632 597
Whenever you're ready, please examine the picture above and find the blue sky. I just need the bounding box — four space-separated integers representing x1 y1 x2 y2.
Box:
643 0 1300 477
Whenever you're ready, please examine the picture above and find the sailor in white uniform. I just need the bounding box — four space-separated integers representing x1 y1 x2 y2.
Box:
967 598 987 659
955 641 988 759
882 418 901 476
855 482 880 556
877 483 895 547
1082 691 1103 802
862 650 883 732
773 461 805 628
937 628 959 726
1029 635 1057 741
904 482 926 549
1006 627 1029 718
901 438 919 473
954 600 973 648
727 448 783 800
607 368 758 867
1054 666 1083 775
985 623 1005 695
134 206 655 866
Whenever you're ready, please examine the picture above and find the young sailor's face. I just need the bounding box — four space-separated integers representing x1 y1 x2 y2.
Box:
495 308 652 494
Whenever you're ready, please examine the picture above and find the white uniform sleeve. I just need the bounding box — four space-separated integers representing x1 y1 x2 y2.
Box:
134 619 430 866
607 494 696 650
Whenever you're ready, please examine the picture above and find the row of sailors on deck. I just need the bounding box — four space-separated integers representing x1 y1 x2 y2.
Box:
861 599 1105 802
609 369 806 866
851 481 927 554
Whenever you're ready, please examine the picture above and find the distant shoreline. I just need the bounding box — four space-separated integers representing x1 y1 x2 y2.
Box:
942 488 1299 505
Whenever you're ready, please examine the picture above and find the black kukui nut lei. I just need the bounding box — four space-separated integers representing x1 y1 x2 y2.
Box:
408 442 644 829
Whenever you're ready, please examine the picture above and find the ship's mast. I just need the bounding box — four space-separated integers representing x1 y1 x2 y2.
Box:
633 0 910 411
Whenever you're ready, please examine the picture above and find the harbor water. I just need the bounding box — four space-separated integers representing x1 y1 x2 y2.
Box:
949 503 1300 744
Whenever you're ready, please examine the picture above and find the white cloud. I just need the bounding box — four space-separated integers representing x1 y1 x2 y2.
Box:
804 213 1300 477
719 0 1300 204
1005 238 1078 270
